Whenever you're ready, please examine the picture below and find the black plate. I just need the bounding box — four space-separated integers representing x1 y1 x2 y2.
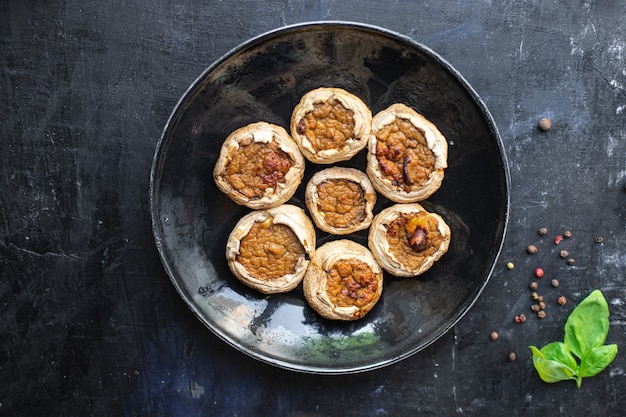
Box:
150 22 510 374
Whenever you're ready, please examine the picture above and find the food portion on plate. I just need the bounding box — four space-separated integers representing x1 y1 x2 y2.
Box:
225 204 316 294
366 103 448 203
290 87 372 164
303 239 383 321
305 167 376 235
368 203 451 277
214 89 451 320
213 121 305 209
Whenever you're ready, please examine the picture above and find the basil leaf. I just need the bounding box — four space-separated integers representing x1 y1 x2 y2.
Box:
579 344 618 378
540 341 578 370
529 346 577 384
564 290 610 358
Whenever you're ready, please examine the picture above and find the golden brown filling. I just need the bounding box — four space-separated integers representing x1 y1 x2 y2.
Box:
384 212 445 269
224 139 292 200
316 179 365 229
296 98 355 152
374 118 436 191
326 260 379 308
237 217 305 281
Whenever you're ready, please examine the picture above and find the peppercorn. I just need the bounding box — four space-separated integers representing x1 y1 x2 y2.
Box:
534 268 544 278
527 244 538 254
538 301 546 310
567 258 575 265
557 296 567 305
563 230 572 239
595 236 604 243
538 117 551 131
531 291 539 300
537 295 544 302
537 310 547 319
560 250 569 259
506 262 515 270
490 331 499 341
554 235 563 245
531 304 540 312
551 279 559 288
508 352 517 361
538 227 548 236
515 314 526 323
530 281 538 291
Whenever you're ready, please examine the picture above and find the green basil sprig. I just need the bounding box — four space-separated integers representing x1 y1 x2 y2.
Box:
529 289 618 388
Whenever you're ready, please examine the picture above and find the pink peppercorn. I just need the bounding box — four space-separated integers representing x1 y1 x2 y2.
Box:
554 235 563 245
535 268 545 278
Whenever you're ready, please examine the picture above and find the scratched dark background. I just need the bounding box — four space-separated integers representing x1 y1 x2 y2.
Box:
1 0 625 416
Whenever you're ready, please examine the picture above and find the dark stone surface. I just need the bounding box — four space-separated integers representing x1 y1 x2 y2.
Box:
1 0 625 416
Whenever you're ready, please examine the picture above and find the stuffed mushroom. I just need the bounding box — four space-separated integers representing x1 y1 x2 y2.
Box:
305 167 376 235
214 122 305 209
226 204 316 294
303 240 383 321
368 203 451 277
290 87 371 164
366 103 448 202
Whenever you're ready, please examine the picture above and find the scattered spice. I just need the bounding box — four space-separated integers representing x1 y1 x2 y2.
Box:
537 295 544 302
538 301 546 310
563 230 572 239
515 314 527 323
490 331 499 341
538 227 548 236
595 236 604 243
559 250 569 259
506 262 515 270
554 234 563 245
567 258 576 265
527 244 538 254
531 291 539 300
557 296 567 305
537 310 547 319
530 281 539 291
534 268 545 278
551 279 559 288
531 304 540 313
508 352 517 361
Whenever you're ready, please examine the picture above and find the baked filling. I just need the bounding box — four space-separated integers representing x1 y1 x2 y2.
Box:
223 140 292 200
237 217 305 281
296 98 355 152
325 259 379 308
315 179 365 229
374 118 435 192
384 212 445 270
